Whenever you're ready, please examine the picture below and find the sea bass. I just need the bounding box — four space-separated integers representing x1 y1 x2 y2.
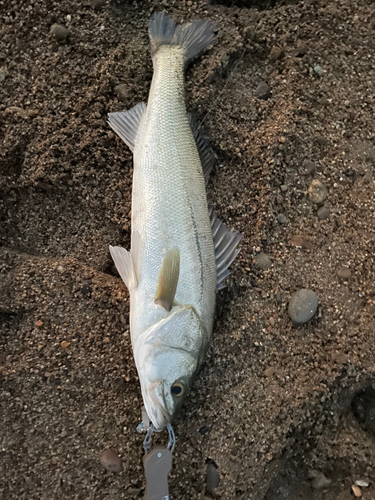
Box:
108 12 242 433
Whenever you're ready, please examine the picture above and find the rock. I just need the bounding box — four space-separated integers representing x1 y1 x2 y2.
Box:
206 462 220 496
314 65 323 76
81 282 92 297
264 366 276 377
288 289 318 324
115 190 123 200
337 267 351 279
311 472 331 489
280 184 288 192
57 265 64 273
199 426 210 435
61 340 70 349
317 206 330 220
308 180 328 204
35 320 43 328
277 213 288 224
297 42 309 56
351 485 362 498
317 136 328 146
269 46 283 62
50 24 70 42
319 96 329 106
302 160 317 176
114 84 129 101
355 480 369 488
91 0 105 8
5 106 29 118
0 68 6 83
276 290 283 303
254 81 271 100
255 252 272 270
100 449 123 473
269 317 276 326
127 487 142 497
290 235 313 250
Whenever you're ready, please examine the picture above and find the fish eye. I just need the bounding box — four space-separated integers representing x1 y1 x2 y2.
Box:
171 381 185 397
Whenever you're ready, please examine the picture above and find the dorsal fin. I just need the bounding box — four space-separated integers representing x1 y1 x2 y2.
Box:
209 207 242 291
188 113 215 185
108 102 146 152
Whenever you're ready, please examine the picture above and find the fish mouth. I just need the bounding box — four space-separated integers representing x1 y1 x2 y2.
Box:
144 381 171 431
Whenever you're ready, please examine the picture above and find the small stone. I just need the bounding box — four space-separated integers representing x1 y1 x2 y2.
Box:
302 160 317 176
269 317 276 326
308 180 328 204
317 206 330 220
199 426 210 435
264 366 276 377
5 106 29 118
297 42 309 56
115 190 123 200
337 267 351 279
311 472 331 489
288 289 318 324
317 136 328 146
290 235 313 250
187 0 193 5
114 84 129 101
314 65 323 76
269 46 283 62
100 449 123 473
276 194 284 204
66 14 72 22
255 252 272 270
61 340 70 349
319 96 328 106
57 265 64 273
355 480 369 488
351 485 362 498
276 291 282 303
35 320 43 328
50 24 70 42
206 463 220 496
0 68 6 82
280 184 288 192
277 213 288 224
254 81 271 100
91 0 105 8
127 487 142 497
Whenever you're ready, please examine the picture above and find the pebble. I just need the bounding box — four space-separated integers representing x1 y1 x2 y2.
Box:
290 234 313 250
35 320 43 328
0 68 6 82
269 317 276 326
317 206 330 220
314 65 323 76
277 213 288 224
280 184 288 192
264 366 277 377
114 84 129 101
127 487 142 497
115 190 123 200
337 267 351 279
61 340 70 349
254 81 271 100
91 0 105 8
57 265 64 273
355 480 369 488
311 472 331 489
297 42 309 56
288 289 318 324
308 180 328 204
255 252 272 270
81 282 92 297
317 136 328 146
50 24 70 42
100 449 123 473
276 291 283 303
303 160 317 176
269 46 283 62
351 485 362 498
206 462 220 496
199 426 210 435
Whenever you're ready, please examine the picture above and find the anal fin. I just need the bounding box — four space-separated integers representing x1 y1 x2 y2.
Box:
109 245 137 292
108 102 146 152
209 207 242 291
154 249 180 312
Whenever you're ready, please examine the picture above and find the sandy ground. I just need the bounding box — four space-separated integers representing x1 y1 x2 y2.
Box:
1 0 375 498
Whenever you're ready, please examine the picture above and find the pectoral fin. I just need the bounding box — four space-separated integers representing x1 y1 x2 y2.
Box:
109 245 137 292
154 249 180 311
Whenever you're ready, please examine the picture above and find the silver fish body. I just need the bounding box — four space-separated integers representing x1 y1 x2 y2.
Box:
109 13 241 431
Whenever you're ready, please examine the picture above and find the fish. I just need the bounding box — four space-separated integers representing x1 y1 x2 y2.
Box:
108 12 242 434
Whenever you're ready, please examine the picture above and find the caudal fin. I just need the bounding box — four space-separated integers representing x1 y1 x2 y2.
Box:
148 11 215 65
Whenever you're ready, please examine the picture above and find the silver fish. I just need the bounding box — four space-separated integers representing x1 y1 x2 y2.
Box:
108 12 242 433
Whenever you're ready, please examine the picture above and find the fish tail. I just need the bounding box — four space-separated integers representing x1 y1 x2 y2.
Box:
148 11 215 65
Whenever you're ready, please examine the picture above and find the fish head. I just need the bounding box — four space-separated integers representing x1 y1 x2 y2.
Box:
134 305 207 431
